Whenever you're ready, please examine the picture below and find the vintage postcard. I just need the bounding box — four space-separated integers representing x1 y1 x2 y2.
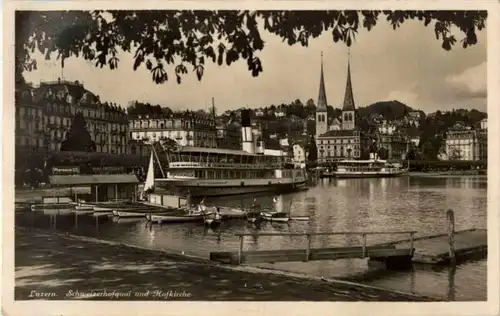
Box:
2 0 500 315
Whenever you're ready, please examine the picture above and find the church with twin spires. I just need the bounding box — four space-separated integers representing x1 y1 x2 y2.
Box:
315 51 370 163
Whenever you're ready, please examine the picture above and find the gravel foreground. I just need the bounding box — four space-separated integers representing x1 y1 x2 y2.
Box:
15 228 437 301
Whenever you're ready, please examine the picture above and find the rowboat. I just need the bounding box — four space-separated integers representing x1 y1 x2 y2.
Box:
42 208 76 215
289 216 310 221
112 209 144 216
92 212 113 217
93 206 113 212
92 206 114 215
260 211 290 223
112 217 145 224
245 211 263 224
203 211 222 228
74 209 95 214
116 211 149 218
204 218 222 228
75 204 95 210
30 204 74 211
147 211 215 224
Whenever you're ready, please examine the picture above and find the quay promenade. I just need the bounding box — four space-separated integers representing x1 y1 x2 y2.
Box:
15 228 436 301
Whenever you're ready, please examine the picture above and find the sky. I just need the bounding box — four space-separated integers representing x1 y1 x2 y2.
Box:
23 14 487 114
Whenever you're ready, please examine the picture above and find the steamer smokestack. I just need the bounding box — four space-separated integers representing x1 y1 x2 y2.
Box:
241 109 255 154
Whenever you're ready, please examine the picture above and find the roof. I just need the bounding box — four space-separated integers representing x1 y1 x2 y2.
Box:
180 146 254 156
49 174 139 186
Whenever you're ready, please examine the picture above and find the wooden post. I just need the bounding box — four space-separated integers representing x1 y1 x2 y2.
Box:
31 208 35 229
74 211 78 228
53 213 57 230
95 215 99 234
447 209 456 264
410 232 415 256
305 234 311 262
95 185 98 203
115 184 118 202
238 235 244 265
362 233 367 258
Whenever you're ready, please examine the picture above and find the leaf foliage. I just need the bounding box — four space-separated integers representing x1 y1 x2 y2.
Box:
16 10 487 84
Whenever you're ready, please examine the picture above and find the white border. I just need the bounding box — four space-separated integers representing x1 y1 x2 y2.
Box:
2 1 499 316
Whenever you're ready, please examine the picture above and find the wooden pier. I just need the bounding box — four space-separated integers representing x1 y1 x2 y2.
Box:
210 211 487 267
210 231 417 268
374 228 487 265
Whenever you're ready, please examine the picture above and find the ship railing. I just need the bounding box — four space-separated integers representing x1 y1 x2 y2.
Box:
169 162 281 169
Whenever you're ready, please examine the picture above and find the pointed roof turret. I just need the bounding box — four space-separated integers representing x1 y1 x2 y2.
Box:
342 50 356 111
317 52 328 111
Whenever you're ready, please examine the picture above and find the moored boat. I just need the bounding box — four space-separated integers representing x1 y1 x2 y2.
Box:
42 208 76 215
147 211 214 224
260 211 290 223
152 110 307 198
30 203 75 211
332 157 407 178
75 204 95 210
116 211 149 218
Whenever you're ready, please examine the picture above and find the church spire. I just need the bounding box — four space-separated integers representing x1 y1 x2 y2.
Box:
317 51 328 111
342 49 355 111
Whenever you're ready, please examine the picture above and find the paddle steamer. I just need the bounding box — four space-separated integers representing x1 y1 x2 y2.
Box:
152 110 308 198
332 156 407 178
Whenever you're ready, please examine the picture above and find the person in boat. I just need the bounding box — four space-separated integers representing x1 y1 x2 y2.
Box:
214 207 221 221
246 198 262 220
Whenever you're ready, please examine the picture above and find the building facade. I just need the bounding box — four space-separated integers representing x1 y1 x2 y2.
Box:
216 120 243 150
445 124 487 161
129 111 217 148
315 52 369 162
292 144 306 167
15 79 129 154
376 133 408 160
15 84 45 151
374 120 410 160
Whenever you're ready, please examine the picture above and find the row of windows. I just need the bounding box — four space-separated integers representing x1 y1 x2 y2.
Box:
319 138 358 145
320 144 360 150
17 107 43 117
319 150 360 157
446 139 477 145
343 112 354 122
18 115 128 133
317 114 327 123
46 104 126 121
132 119 215 129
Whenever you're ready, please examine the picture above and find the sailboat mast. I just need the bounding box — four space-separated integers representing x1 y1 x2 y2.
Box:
151 144 166 178
211 97 216 121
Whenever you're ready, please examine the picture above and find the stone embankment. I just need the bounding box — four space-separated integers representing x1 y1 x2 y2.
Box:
15 228 437 301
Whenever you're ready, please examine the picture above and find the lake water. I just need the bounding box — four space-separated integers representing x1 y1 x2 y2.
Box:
15 175 487 301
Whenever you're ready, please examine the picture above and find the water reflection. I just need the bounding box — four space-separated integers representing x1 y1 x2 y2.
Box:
15 176 487 300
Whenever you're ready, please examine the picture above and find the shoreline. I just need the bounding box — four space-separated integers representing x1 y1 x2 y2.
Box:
407 172 487 178
15 227 437 301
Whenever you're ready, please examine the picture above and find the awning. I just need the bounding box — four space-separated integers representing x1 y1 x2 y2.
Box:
49 174 140 186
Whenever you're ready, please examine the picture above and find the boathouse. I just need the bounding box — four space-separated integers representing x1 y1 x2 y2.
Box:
48 174 140 202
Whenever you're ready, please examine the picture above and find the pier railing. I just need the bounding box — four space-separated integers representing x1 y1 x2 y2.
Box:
168 162 281 169
233 231 417 265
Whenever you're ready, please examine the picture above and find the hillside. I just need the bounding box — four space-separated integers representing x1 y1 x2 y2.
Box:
356 100 418 120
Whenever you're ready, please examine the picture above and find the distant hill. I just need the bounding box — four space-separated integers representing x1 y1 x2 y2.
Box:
357 100 418 120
